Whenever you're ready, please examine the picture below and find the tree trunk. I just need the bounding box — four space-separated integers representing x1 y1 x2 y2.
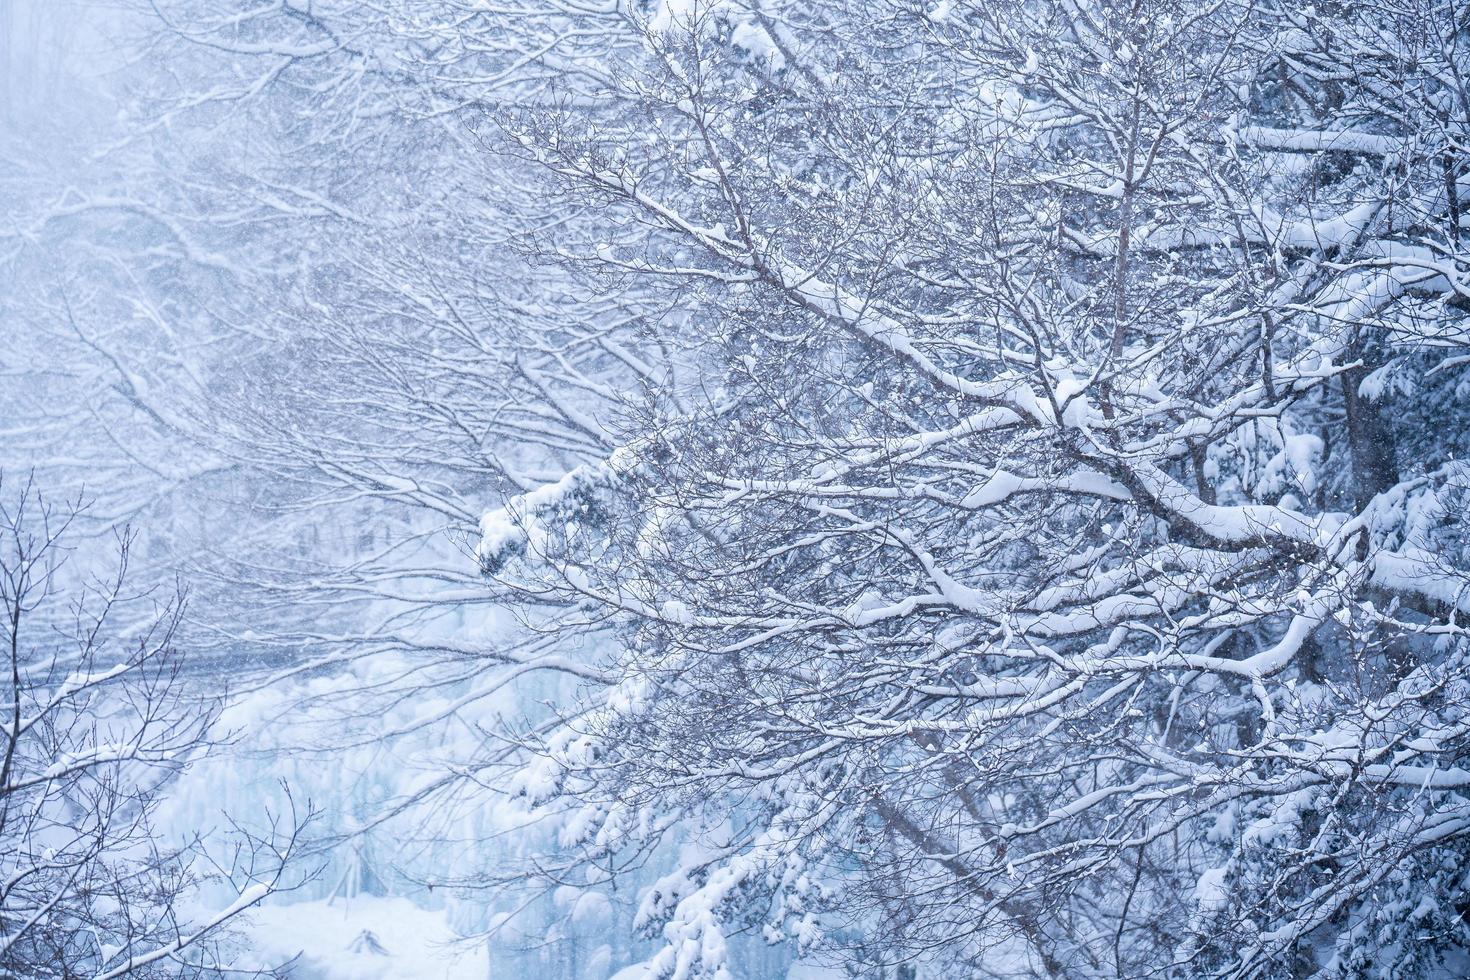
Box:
1340 364 1398 513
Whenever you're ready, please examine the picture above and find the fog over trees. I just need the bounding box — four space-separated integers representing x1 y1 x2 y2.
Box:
3 0 1470 977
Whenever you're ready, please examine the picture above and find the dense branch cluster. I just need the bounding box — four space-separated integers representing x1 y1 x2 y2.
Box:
474 1 1470 975
0 482 305 979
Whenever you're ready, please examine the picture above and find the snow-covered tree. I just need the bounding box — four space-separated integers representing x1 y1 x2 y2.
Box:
476 0 1470 975
0 478 307 978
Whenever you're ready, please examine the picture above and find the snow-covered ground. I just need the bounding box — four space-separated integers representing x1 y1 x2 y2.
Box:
241 896 486 980
239 895 843 980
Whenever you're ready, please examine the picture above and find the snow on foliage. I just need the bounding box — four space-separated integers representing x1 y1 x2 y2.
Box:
468 0 1470 975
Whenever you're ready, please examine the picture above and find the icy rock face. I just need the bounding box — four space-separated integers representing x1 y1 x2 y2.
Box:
150 666 499 947
151 662 757 978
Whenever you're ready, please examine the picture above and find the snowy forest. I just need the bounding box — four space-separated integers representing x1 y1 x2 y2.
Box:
4 0 1470 977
